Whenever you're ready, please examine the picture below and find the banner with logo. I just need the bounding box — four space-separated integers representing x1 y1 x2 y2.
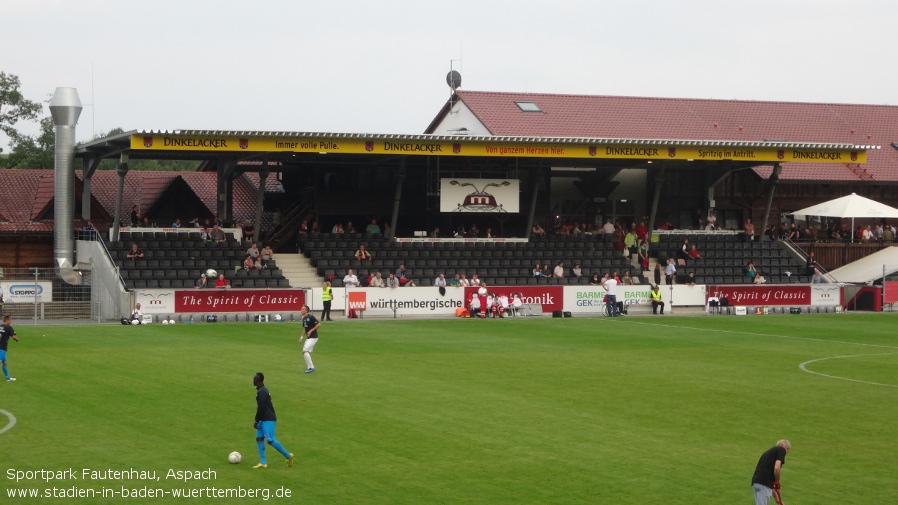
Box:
440 178 520 213
134 289 306 314
345 287 465 316
562 285 707 313
0 281 54 303
706 284 840 306
463 285 563 313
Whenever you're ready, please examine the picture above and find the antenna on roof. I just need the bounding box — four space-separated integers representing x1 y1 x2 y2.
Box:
447 59 462 95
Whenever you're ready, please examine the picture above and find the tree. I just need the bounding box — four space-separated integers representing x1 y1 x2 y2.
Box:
0 71 42 148
1 116 54 168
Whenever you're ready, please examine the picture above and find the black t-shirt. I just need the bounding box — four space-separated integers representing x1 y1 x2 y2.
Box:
751 445 787 487
0 324 15 351
255 385 277 422
302 314 320 338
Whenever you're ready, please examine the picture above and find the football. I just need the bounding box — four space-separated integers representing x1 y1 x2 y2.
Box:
168 320 176 325
206 268 217 279
162 320 169 325
130 319 140 325
274 314 282 322
228 451 241 464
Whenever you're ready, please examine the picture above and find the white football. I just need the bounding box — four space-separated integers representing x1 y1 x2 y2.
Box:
206 268 218 279
274 314 282 322
168 320 176 325
162 320 169 325
228 451 241 464
131 319 140 325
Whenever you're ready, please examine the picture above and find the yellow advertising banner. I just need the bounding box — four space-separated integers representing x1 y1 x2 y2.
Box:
131 134 866 163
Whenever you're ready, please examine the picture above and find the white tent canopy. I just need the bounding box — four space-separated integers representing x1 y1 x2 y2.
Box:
790 193 898 219
790 193 898 242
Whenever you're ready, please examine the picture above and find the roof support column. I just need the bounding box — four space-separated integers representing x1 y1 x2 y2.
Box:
647 162 666 243
388 158 406 240
525 161 542 240
254 164 269 243
112 154 129 242
80 155 102 220
217 157 237 224
760 164 782 242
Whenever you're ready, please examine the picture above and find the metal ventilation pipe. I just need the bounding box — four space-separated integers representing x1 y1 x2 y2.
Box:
49 87 83 284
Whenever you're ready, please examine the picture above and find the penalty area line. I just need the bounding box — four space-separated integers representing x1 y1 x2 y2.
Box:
0 409 16 435
799 353 898 388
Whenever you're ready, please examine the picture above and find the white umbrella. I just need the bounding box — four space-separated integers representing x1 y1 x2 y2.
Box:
790 193 898 242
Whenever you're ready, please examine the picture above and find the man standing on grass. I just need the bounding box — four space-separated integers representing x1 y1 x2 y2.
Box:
751 439 791 505
601 273 620 316
299 305 320 374
1 315 20 382
253 372 294 469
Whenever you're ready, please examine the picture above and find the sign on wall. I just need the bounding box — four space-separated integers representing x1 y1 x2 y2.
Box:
440 178 520 213
0 281 54 303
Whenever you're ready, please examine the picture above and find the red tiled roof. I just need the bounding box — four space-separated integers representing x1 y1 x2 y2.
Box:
442 90 898 181
0 170 259 233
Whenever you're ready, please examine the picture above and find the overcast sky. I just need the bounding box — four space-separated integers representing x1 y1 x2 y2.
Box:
3 0 897 150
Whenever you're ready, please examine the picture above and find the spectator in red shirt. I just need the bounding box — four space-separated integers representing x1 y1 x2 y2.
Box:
215 273 229 289
687 244 702 260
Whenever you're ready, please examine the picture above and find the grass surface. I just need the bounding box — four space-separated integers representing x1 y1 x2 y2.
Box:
2 314 898 504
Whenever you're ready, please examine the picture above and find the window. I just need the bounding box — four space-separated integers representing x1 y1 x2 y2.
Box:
515 101 541 112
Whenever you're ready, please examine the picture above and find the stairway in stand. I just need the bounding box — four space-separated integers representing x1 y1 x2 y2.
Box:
274 253 320 289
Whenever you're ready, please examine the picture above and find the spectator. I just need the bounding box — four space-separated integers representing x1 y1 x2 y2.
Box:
553 261 565 279
744 261 757 280
141 216 151 228
811 268 826 284
637 240 650 270
743 218 755 242
531 223 546 236
678 238 691 260
395 264 409 286
343 269 360 288
362 272 375 287
200 227 211 242
470 273 481 287
195 273 209 289
242 219 255 243
621 271 634 285
884 225 895 242
354 244 372 263
369 272 386 287
130 205 140 226
366 219 381 236
469 223 480 237
431 226 441 238
654 262 662 285
664 258 677 285
450 274 461 287
589 273 601 285
624 228 638 258
189 217 201 227
459 274 470 287
310 221 319 233
260 244 273 268
532 262 542 278
244 254 261 271
541 264 551 278
298 220 309 235
215 273 229 289
687 244 702 260
685 272 696 285
386 272 399 288
126 243 144 260
602 219 615 242
635 221 648 240
485 227 496 238
210 225 226 243
753 270 767 284
706 210 717 230
332 222 344 234
246 242 260 261
571 263 583 278
213 215 223 227
346 221 357 234
434 273 447 287
171 218 182 228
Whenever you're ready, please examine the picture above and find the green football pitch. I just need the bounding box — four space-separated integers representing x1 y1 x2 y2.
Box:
3 314 898 504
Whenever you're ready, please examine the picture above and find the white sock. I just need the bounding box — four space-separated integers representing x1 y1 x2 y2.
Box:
303 353 314 369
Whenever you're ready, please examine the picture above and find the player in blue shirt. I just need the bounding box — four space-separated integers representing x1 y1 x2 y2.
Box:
299 304 321 374
253 372 293 469
1 316 20 382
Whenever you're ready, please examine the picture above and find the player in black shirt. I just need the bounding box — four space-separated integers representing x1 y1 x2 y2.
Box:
299 304 321 374
252 372 293 469
751 439 791 505
1 315 20 382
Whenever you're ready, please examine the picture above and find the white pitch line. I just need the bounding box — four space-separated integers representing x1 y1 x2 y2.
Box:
625 320 898 350
799 353 898 388
0 409 16 435
627 320 898 387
